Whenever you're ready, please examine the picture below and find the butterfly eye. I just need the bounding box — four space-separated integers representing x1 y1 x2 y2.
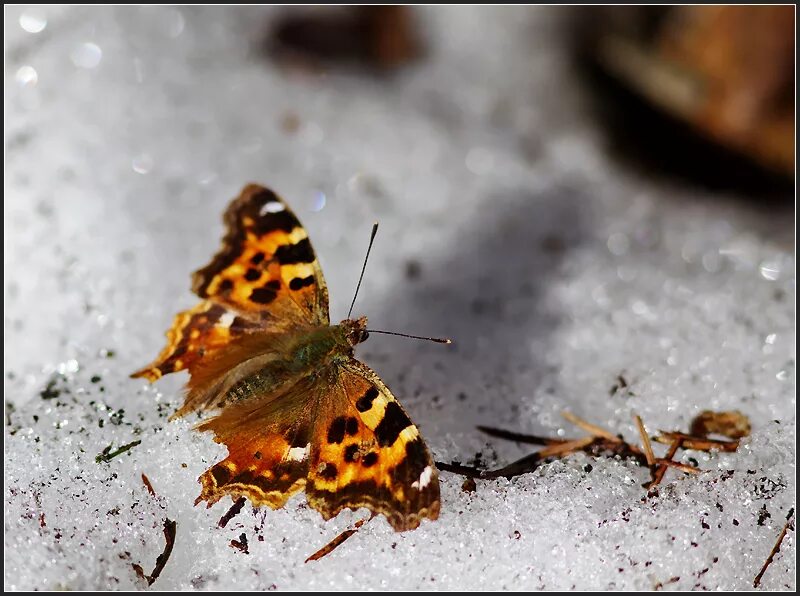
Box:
361 330 370 342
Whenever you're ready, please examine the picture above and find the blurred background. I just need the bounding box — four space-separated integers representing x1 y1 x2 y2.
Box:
4 3 796 437
3 6 796 591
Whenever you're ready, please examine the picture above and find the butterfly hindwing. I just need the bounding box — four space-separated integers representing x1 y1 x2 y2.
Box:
192 360 440 532
306 359 440 532
192 184 329 326
194 375 317 509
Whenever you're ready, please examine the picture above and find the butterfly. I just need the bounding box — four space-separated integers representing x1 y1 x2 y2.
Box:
132 184 441 531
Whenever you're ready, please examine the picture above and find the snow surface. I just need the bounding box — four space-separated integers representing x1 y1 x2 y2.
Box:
4 6 796 591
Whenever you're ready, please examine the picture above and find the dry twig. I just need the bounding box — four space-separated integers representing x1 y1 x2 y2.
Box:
477 425 569 446
634 415 656 466
218 497 247 529
133 518 177 586
655 431 739 452
648 437 682 490
435 461 483 479
753 509 795 588
306 518 369 563
440 411 744 494
562 411 618 441
654 459 701 475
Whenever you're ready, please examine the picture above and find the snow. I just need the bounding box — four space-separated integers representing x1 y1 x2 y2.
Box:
4 6 795 591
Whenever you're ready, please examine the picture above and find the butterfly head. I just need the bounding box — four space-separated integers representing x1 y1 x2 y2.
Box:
341 316 370 347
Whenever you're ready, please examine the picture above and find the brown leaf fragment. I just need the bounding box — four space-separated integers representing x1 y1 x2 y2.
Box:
131 563 147 583
230 533 249 554
461 477 477 493
690 410 751 439
141 473 156 497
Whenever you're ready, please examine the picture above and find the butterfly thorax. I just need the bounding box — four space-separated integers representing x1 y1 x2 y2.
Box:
285 316 368 367
217 317 368 408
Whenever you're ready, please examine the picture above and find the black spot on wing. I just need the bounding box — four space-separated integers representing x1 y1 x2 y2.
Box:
210 465 232 486
192 186 294 298
230 315 256 333
274 238 315 265
390 438 431 484
244 268 262 281
356 387 379 412
287 425 311 448
327 417 346 444
362 452 378 468
345 417 359 436
374 401 413 447
250 251 265 265
344 444 360 463
250 280 281 304
319 463 338 480
219 279 234 292
289 275 315 291
404 437 428 466
249 189 297 234
229 460 307 494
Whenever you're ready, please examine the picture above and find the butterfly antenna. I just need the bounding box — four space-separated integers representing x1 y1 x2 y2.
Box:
347 222 379 319
366 330 452 345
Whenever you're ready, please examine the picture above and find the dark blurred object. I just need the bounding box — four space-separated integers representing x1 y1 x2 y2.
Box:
583 6 794 183
689 410 751 440
271 6 421 71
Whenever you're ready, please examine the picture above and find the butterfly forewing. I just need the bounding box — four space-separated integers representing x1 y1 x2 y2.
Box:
131 184 328 384
192 184 329 324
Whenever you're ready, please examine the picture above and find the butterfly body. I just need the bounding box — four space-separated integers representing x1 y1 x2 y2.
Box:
218 319 365 405
133 185 439 531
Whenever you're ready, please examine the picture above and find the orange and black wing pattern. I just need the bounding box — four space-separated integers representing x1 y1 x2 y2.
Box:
194 374 317 509
306 359 441 532
193 359 440 532
131 184 328 389
191 184 328 325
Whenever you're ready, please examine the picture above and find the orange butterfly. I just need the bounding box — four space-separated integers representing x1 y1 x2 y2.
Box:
132 184 442 531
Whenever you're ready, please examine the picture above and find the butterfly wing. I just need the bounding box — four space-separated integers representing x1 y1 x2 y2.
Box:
132 184 329 398
306 358 441 532
191 183 329 324
195 374 317 509
193 358 440 532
